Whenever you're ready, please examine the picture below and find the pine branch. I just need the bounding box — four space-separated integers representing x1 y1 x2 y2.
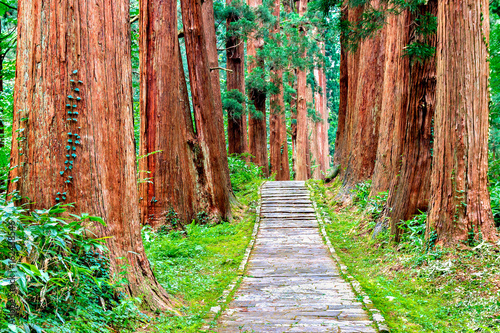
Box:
210 67 233 73
217 41 244 52
0 1 16 11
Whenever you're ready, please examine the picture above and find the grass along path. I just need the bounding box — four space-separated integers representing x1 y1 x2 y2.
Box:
138 179 263 332
308 180 500 333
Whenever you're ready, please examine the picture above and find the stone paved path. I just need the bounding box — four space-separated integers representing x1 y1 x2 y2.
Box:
216 181 377 332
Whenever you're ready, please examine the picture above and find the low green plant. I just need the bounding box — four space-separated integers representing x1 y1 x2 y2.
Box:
141 176 261 332
489 157 500 227
352 180 372 209
227 154 265 193
0 200 144 333
309 180 500 332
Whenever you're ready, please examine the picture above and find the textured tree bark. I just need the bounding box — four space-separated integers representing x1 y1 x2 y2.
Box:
322 64 330 171
202 0 237 198
340 1 385 193
336 5 363 180
247 0 269 176
386 1 437 240
427 0 497 244
226 0 247 155
180 0 232 220
139 0 213 229
318 47 330 176
370 11 410 197
202 0 224 124
306 83 315 178
290 86 298 176
10 0 173 311
333 6 348 168
311 68 321 179
295 0 309 181
269 0 290 180
313 55 329 179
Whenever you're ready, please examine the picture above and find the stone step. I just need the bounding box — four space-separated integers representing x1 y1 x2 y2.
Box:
216 181 376 333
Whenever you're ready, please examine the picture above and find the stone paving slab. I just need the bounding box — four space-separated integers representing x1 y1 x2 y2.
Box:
216 181 377 333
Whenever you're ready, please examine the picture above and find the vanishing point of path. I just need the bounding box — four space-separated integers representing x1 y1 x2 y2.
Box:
217 181 378 332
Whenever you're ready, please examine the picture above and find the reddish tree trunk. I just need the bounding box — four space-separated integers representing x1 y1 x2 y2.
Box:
290 86 298 176
247 0 268 176
180 0 232 220
370 11 410 197
139 0 213 228
269 0 290 180
340 1 385 192
306 83 315 178
9 0 172 310
336 5 363 179
333 7 348 167
226 0 247 155
385 1 437 240
295 0 309 181
313 56 329 179
318 48 330 175
202 0 223 124
322 64 330 170
202 0 237 197
427 0 497 244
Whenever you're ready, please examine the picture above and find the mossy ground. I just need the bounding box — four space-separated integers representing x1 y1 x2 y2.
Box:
309 179 500 333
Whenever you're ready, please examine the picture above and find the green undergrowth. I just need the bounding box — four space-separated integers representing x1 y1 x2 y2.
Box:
1 155 264 333
0 202 146 333
141 157 264 332
309 179 500 333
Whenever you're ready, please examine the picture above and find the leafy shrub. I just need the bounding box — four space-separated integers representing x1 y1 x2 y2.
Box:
227 154 265 193
352 180 372 210
489 157 500 227
352 180 388 219
0 200 145 333
398 211 428 251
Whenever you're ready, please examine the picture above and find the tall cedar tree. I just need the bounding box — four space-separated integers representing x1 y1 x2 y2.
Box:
226 0 248 155
202 0 224 125
306 78 314 176
139 0 214 227
311 45 330 179
180 0 232 220
10 0 173 310
333 6 348 168
370 11 410 197
335 1 385 196
310 71 321 179
383 1 436 240
283 1 298 174
202 0 237 197
247 0 269 176
317 47 330 176
269 0 290 180
427 0 497 244
295 0 310 180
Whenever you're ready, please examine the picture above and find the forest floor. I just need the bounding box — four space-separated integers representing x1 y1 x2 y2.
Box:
136 177 500 333
309 180 500 333
136 178 264 332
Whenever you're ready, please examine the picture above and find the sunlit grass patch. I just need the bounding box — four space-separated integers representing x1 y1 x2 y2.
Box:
141 177 263 332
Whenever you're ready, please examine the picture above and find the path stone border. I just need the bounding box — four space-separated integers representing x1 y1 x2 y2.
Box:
308 183 390 333
201 181 266 332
